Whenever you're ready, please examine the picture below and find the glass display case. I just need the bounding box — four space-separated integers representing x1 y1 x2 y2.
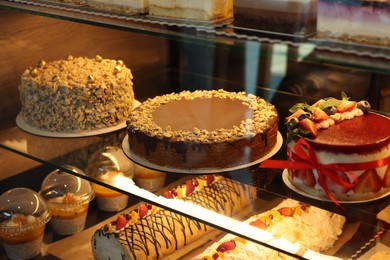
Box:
0 0 389 259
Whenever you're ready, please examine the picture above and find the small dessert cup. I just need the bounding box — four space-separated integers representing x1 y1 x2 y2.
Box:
0 188 50 260
40 166 94 235
134 164 166 192
86 146 134 212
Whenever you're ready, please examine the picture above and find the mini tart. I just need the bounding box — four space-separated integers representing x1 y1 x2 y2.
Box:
127 89 278 169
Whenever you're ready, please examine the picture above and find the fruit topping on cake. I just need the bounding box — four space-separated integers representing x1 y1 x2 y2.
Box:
261 92 390 204
286 92 369 143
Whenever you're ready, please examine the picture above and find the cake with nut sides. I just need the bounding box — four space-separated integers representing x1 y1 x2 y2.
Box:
18 55 134 133
126 89 278 170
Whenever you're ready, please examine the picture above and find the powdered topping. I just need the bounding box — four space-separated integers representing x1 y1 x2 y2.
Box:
127 89 277 142
286 92 371 143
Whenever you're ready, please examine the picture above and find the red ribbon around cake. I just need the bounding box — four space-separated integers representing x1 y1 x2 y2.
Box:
259 138 390 207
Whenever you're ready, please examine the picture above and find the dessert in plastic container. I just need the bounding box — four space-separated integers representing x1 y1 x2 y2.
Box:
40 166 94 235
134 163 166 192
0 188 50 259
86 146 134 212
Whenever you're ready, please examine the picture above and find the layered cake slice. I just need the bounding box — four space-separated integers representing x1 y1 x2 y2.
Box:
91 175 256 259
317 0 390 46
127 89 278 170
50 0 148 14
148 0 233 21
234 0 317 37
84 0 148 14
274 92 390 202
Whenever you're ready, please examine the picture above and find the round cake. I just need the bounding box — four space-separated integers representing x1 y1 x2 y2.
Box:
19 55 134 132
285 94 390 202
126 89 278 170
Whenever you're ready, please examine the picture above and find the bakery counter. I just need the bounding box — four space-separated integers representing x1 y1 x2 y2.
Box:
0 6 389 260
0 163 389 259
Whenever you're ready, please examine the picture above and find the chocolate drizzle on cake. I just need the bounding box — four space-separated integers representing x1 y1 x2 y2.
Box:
92 177 256 259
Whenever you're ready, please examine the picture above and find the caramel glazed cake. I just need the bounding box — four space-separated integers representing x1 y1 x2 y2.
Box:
19 55 134 132
92 175 256 259
126 89 279 169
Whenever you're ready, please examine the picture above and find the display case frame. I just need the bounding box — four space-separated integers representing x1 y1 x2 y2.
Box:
0 1 389 259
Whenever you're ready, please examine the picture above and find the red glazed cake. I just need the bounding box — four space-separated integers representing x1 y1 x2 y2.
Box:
126 90 278 170
282 93 390 202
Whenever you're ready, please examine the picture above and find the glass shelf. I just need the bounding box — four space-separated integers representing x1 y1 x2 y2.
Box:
1 0 390 75
0 2 389 259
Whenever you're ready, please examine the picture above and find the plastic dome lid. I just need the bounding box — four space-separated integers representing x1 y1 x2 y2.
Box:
0 188 50 234
86 146 134 179
40 165 94 206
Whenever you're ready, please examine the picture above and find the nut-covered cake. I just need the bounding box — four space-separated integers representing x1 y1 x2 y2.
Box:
19 55 134 133
261 92 390 203
126 89 278 170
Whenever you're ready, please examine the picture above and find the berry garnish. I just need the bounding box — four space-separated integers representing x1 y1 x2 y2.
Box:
353 169 382 193
216 239 236 252
337 100 356 113
299 118 318 137
382 165 390 188
298 112 312 121
138 204 149 218
115 215 127 230
205 175 215 185
186 180 196 196
323 106 337 116
357 100 371 113
286 117 299 131
163 190 174 198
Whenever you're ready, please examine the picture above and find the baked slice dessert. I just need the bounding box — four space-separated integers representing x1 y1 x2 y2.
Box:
91 175 256 259
84 0 148 14
317 0 390 46
50 0 148 14
148 0 233 21
19 55 134 133
272 93 390 203
234 0 317 37
126 89 278 170
196 198 345 259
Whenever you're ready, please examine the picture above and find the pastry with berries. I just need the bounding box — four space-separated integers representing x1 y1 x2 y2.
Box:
283 92 390 202
91 175 256 259
196 199 345 259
